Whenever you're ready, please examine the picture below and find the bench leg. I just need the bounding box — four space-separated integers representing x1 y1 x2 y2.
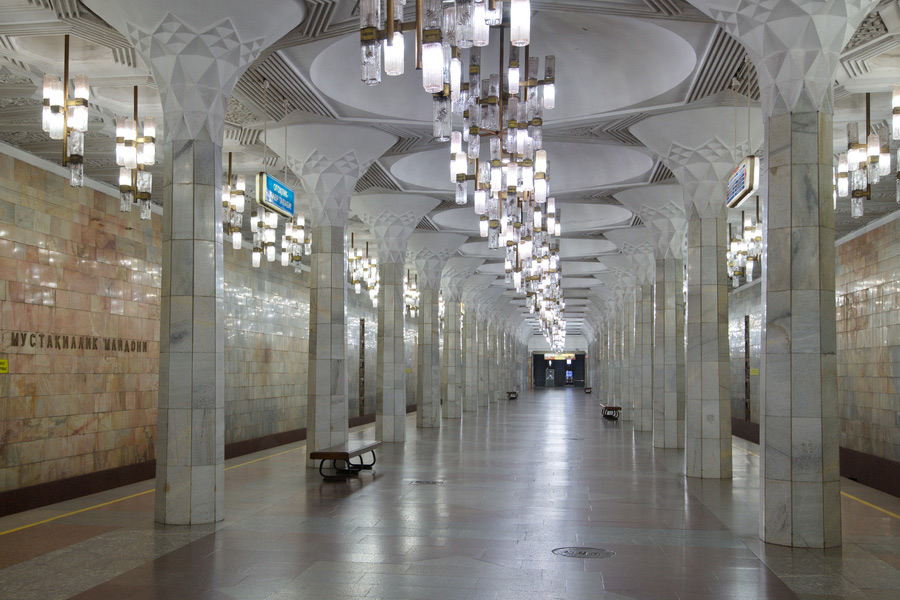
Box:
352 450 377 470
318 459 361 481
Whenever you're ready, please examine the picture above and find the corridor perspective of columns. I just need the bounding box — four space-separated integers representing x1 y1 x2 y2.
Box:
350 194 439 441
440 258 484 419
632 102 763 479
617 184 687 449
407 233 467 428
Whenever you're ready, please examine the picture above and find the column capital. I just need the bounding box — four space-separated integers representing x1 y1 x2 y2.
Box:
631 104 764 219
615 184 687 260
82 2 303 143
690 0 878 116
407 232 468 289
606 228 656 285
441 258 485 302
270 123 397 227
351 193 440 264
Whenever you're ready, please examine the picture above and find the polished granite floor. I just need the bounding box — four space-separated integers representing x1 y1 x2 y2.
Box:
1 388 898 600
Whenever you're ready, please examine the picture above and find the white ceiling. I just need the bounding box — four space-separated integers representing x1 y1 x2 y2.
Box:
0 0 898 340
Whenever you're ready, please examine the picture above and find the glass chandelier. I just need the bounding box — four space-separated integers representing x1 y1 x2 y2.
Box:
42 35 88 187
348 236 380 306
725 200 762 288
116 86 156 220
404 270 420 318
835 90 896 217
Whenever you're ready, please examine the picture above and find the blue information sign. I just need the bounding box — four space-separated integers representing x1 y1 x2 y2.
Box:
256 172 295 218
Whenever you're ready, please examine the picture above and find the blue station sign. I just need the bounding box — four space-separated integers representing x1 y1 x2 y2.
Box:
256 172 295 218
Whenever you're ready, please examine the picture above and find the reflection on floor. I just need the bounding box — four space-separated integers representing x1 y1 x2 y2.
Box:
1 388 898 600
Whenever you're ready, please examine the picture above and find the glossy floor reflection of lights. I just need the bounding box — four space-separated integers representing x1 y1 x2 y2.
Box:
0 388 898 600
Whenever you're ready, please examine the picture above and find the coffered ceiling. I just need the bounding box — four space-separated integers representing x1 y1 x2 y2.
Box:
0 0 897 341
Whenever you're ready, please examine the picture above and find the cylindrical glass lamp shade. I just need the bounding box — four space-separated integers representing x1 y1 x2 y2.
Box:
432 95 451 140
361 41 382 86
472 2 489 47
479 215 489 237
455 179 467 205
422 42 444 93
456 0 473 48
450 57 462 100
383 32 404 76
232 230 242 250
485 0 503 25
510 0 531 47
474 189 487 214
136 169 152 193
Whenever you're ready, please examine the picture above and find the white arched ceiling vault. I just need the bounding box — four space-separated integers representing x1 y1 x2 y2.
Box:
0 0 897 338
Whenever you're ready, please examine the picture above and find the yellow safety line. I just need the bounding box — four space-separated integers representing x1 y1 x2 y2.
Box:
840 492 900 520
0 443 306 537
734 444 899 520
0 489 154 536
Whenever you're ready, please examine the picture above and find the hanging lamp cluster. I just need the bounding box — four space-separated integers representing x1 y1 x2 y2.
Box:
348 235 380 306
404 271 420 318
42 35 88 188
116 86 156 220
834 88 898 217
726 200 762 287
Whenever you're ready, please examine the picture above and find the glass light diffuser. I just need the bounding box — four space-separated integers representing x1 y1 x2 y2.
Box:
384 32 405 76
510 0 530 47
422 42 444 93
472 2 489 47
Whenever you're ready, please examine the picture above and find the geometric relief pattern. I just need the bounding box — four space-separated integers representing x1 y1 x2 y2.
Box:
125 15 265 143
641 202 687 260
291 150 364 227
693 0 878 116
665 139 750 219
358 209 421 264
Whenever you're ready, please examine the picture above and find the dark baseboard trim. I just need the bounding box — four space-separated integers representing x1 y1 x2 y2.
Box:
840 446 900 498
349 414 376 428
731 418 760 444
406 404 417 413
0 460 156 519
224 428 306 460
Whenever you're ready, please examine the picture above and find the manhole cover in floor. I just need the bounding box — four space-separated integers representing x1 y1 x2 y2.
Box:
405 480 445 485
552 547 616 559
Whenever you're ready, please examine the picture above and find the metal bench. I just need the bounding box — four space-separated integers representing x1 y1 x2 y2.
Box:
600 404 621 420
507 391 518 400
309 439 382 480
584 387 592 394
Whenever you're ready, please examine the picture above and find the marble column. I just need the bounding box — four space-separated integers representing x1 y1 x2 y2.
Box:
463 308 478 412
616 185 687 448
632 106 762 477
276 125 396 466
692 0 875 548
653 255 685 449
441 258 484 418
408 233 467 428
489 320 501 402
476 317 489 408
351 194 439 442
81 2 302 524
606 229 655 432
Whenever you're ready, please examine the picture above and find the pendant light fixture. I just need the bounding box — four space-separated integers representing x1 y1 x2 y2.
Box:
42 35 89 187
116 86 156 220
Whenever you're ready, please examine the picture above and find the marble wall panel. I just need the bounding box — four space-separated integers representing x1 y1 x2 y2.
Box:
346 289 378 417
836 216 899 462
0 153 160 491
728 280 762 424
222 250 308 444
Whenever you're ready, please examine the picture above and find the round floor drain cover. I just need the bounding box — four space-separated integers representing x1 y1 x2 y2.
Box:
552 547 616 559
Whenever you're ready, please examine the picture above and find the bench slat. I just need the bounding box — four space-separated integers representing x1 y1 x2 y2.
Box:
310 440 382 460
